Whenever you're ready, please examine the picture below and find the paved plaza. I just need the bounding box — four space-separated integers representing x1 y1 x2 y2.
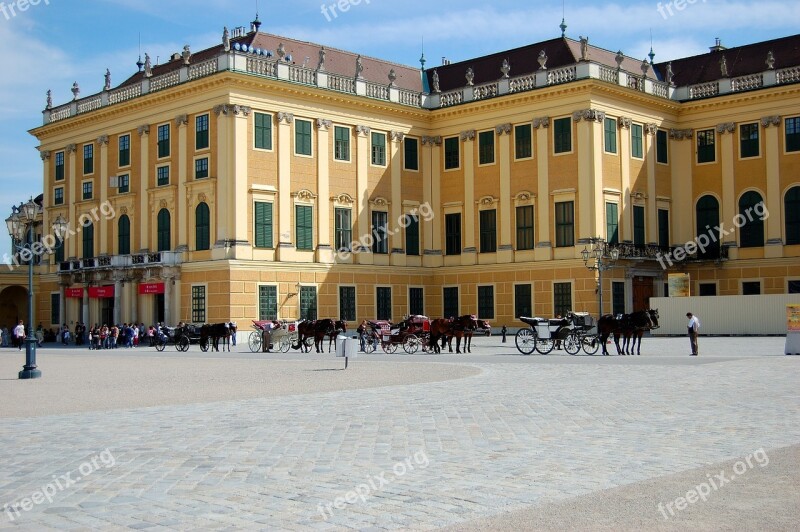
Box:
0 336 798 530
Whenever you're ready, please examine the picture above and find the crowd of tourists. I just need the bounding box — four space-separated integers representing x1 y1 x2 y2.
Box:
0 322 165 349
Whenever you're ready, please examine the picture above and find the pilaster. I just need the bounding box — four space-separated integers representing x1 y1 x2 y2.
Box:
573 109 605 242
422 136 442 267
717 122 737 252
669 129 694 245
619 118 632 242
66 143 78 258
390 131 405 266
496 123 513 263
461 129 477 265
97 135 109 255
316 119 334 263
533 117 551 261
762 116 783 257
354 125 372 265
645 123 658 245
276 111 294 259
137 126 150 252
175 114 189 251
39 150 51 269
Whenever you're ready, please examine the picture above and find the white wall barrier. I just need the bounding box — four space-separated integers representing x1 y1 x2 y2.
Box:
650 294 800 336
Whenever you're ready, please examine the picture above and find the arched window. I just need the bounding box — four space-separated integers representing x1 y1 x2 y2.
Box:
195 202 210 251
157 209 171 252
786 186 800 245
696 195 720 259
82 221 94 259
118 215 130 255
738 191 764 248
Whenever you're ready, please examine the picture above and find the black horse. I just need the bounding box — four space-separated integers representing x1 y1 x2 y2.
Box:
200 322 232 352
597 309 659 356
294 319 342 353
325 320 348 353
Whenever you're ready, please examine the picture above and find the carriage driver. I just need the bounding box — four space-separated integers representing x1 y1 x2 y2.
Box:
261 320 275 352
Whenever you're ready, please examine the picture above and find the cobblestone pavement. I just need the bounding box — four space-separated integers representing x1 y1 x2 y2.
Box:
0 337 798 530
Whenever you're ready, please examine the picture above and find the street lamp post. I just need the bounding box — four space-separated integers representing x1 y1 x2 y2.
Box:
581 237 620 317
5 200 68 380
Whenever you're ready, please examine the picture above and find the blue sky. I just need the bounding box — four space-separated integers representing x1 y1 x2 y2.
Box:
1 0 798 261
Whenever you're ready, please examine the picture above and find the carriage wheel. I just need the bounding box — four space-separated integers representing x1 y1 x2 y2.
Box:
177 335 190 352
582 335 601 355
278 336 291 353
363 336 377 354
564 332 581 355
536 337 555 355
200 337 209 352
515 328 536 355
403 334 421 354
155 338 166 352
248 331 262 353
382 341 398 354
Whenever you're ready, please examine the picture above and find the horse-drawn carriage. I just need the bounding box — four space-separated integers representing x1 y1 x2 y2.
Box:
247 320 314 353
515 312 600 355
363 315 430 354
154 324 203 352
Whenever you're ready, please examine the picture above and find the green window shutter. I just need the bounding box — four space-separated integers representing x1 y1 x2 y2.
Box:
255 202 273 248
296 205 313 250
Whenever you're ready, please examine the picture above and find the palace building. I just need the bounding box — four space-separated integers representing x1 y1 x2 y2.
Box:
6 19 800 332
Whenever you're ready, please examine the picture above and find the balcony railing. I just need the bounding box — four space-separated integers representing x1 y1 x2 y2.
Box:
609 243 729 263
58 251 182 272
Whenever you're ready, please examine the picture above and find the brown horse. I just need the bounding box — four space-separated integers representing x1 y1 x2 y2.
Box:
326 320 348 352
200 322 232 352
294 319 341 353
429 315 478 353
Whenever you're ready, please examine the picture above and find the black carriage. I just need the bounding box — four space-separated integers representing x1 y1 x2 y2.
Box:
154 324 203 352
515 312 599 355
362 315 430 354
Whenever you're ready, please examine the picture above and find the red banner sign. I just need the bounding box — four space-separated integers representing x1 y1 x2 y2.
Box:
138 282 165 295
88 286 115 298
65 288 84 298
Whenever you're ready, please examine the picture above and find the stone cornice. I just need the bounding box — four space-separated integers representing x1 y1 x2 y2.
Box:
572 109 605 122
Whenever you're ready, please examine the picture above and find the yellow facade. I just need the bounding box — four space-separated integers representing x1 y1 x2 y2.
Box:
13 30 800 332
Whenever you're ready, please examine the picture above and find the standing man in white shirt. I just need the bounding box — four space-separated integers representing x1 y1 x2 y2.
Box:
686 312 700 356
13 320 26 351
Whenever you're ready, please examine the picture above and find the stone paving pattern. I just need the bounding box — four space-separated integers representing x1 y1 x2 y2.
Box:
0 337 798 530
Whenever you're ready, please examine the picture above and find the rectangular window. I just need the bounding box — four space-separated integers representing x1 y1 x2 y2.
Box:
606 203 619 245
631 123 643 158
697 129 716 163
118 174 129 194
295 205 313 250
55 237 64 263
255 112 273 150
299 286 317 320
55 151 65 181
195 157 209 179
404 137 419 170
445 213 461 255
480 209 497 253
334 208 352 252
82 181 93 200
339 286 356 322
553 117 571 154
658 209 670 249
555 201 574 247
553 283 572 317
740 123 759 158
371 132 386 166
634 205 646 246
478 285 494 319
83 144 93 174
656 129 668 163
118 135 130 167
514 284 532 318
444 136 459 169
479 130 495 165
157 166 169 186
157 124 170 158
405 214 419 256
516 205 534 250
786 117 800 152
258 285 278 320
295 119 312 156
604 118 617 154
254 202 273 248
742 281 761 295
191 286 206 323
699 283 717 296
376 287 392 321
409 287 424 316
371 211 388 254
515 124 532 159
195 114 209 150
612 282 625 315
50 293 60 325
54 187 64 205
788 280 800 294
443 287 459 319
334 126 350 161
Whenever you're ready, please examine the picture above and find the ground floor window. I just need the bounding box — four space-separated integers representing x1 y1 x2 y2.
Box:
699 283 717 296
443 287 459 318
514 284 531 318
376 287 392 320
299 286 317 320
409 287 424 316
339 286 356 322
553 282 572 317
191 286 206 323
478 286 494 320
259 285 278 320
612 282 625 315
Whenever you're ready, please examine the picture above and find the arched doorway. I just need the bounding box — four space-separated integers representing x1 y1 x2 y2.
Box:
0 285 28 332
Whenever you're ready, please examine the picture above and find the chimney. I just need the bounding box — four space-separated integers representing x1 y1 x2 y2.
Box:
709 38 727 52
